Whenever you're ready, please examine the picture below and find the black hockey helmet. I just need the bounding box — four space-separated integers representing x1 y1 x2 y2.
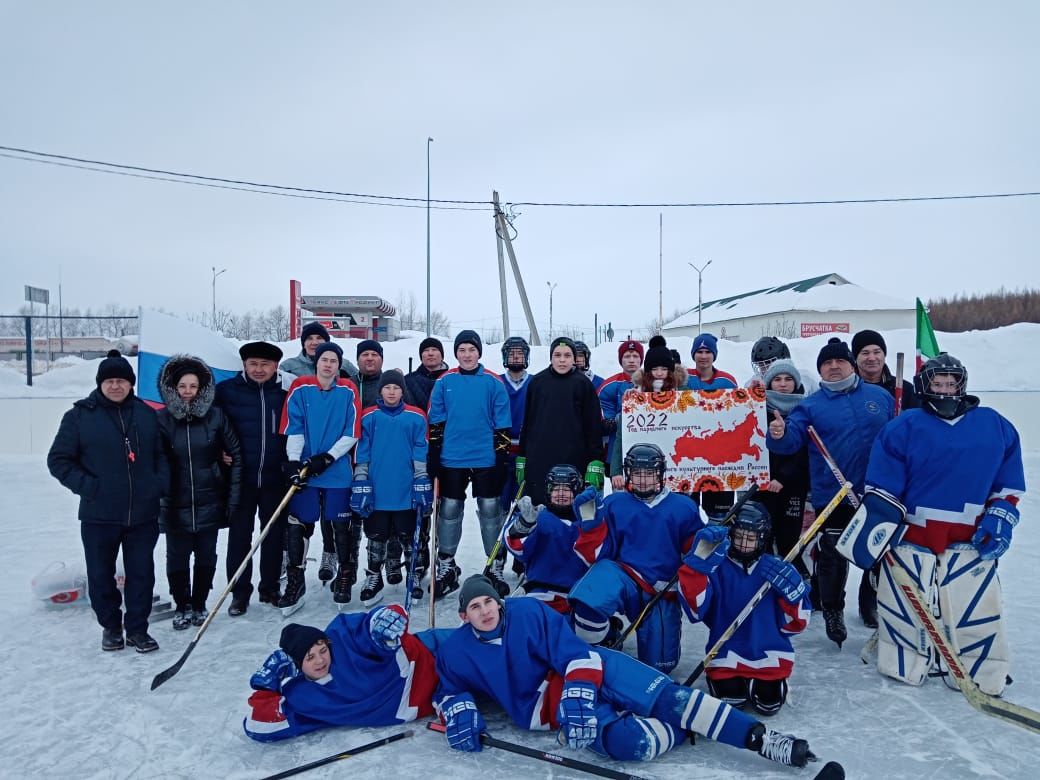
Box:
914 353 970 420
728 500 772 564
623 443 667 500
751 336 791 374
501 336 530 371
545 464 584 513
573 341 592 371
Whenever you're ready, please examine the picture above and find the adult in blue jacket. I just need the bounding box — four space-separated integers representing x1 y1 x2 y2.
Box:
766 337 893 647
213 341 289 616
47 350 169 653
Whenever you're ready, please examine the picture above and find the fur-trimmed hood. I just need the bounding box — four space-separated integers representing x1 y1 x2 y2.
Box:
631 366 689 392
158 354 215 419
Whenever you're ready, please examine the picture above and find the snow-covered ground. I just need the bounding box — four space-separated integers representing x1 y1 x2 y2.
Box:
3 326 1038 778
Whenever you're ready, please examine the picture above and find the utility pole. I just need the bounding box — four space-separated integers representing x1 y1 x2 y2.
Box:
658 213 663 328
494 190 510 337
426 136 434 336
547 282 558 341
492 192 541 344
688 260 712 335
212 266 227 330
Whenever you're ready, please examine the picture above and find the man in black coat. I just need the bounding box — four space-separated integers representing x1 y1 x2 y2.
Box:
403 337 449 410
213 342 289 616
48 350 169 653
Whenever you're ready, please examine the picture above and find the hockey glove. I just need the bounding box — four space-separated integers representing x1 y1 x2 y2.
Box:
443 695 486 752
350 479 375 518
682 524 730 574
584 460 606 491
369 605 407 651
250 649 299 692
972 498 1019 561
601 416 618 435
412 475 433 512
755 554 808 603
557 681 598 750
283 460 307 488
572 486 599 521
515 455 527 486
512 496 541 535
303 451 335 477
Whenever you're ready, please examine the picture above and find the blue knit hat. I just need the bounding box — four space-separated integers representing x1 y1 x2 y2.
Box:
691 333 718 359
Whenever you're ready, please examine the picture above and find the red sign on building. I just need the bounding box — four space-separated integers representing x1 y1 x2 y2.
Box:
800 322 850 337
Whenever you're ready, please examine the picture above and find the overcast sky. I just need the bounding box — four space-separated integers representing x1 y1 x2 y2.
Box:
2 2 1037 342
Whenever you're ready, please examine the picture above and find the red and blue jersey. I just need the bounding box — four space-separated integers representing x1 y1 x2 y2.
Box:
597 371 634 465
505 505 591 611
356 401 429 511
684 368 738 391
279 376 360 488
428 365 511 468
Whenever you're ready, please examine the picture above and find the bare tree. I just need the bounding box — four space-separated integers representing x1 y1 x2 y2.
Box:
395 289 450 336
638 306 689 340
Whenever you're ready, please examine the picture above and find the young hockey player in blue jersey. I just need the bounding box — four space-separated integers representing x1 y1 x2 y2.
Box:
428 331 512 598
498 336 532 512
597 340 643 473
574 340 605 391
435 575 816 767
568 443 705 674
504 464 598 614
244 604 452 741
351 370 433 607
678 501 810 715
279 343 362 612
839 354 1025 696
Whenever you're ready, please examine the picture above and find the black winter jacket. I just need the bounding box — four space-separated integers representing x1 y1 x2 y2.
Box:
156 355 243 533
48 389 168 526
403 363 449 410
213 370 288 489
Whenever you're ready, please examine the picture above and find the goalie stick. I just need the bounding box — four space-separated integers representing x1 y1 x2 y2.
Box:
885 550 1040 735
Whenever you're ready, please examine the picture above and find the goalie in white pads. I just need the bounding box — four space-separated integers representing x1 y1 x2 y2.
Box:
838 354 1025 695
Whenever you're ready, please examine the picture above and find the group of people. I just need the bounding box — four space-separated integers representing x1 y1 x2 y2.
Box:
47 319 1024 770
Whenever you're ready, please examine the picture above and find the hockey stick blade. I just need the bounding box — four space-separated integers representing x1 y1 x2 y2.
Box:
259 730 413 780
426 721 650 780
886 552 1040 735
813 760 846 780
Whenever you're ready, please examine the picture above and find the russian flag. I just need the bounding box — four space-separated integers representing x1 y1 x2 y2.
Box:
137 308 242 408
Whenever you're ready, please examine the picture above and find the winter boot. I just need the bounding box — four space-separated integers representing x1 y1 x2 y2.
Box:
746 723 815 768
318 551 337 585
126 632 160 654
823 608 847 648
433 553 462 599
359 569 385 606
102 627 125 651
172 610 193 630
486 551 511 598
385 537 404 585
191 565 215 626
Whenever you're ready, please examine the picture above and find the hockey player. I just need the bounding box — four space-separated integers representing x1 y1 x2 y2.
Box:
747 336 791 389
279 343 362 611
244 604 452 741
597 339 643 474
767 337 894 647
573 340 604 390
498 336 531 513
435 575 816 767
428 330 512 598
678 501 810 715
504 464 598 614
841 354 1025 696
569 443 705 674
351 370 433 606
684 333 738 391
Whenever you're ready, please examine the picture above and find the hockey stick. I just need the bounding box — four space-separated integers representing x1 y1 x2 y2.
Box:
481 479 526 577
894 351 905 415
884 550 1040 735
806 426 860 510
151 473 304 691
426 721 649 780
607 484 761 651
403 505 424 616
259 730 414 780
682 482 851 686
428 477 439 626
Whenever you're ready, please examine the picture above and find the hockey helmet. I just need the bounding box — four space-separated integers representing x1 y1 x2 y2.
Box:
728 501 772 564
751 336 790 374
914 353 969 419
501 336 530 371
623 443 667 500
545 464 584 513
573 341 592 371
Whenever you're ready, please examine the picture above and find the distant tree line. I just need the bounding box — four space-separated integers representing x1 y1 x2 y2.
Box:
927 288 1040 332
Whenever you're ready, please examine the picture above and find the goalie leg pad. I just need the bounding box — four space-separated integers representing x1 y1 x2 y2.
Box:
936 544 1009 696
877 543 936 687
837 489 907 569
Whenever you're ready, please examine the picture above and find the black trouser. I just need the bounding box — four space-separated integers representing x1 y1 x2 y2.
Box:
81 520 159 635
166 527 219 610
438 465 503 499
690 490 735 520
759 489 808 575
227 480 287 602
814 502 856 610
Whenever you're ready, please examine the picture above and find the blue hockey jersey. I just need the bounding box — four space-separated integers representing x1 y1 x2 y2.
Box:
505 504 590 611
434 598 603 731
867 405 1025 553
575 490 705 592
428 366 511 468
500 371 531 453
678 556 810 681
683 367 738 391
279 376 361 488
356 400 429 511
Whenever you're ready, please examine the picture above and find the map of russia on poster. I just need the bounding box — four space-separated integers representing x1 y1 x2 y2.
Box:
621 388 771 493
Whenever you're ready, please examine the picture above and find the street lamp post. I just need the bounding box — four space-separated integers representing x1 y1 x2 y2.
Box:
426 137 434 337
211 266 227 330
687 260 712 334
546 282 558 341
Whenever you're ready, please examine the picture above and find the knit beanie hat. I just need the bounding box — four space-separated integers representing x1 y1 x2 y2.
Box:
550 336 576 356
301 321 330 347
644 335 675 373
378 369 406 393
314 341 343 366
454 330 483 357
356 339 383 359
617 339 644 364
851 329 887 358
279 623 330 669
763 358 802 389
96 349 136 386
419 337 444 358
816 337 854 370
458 574 503 613
691 333 718 359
